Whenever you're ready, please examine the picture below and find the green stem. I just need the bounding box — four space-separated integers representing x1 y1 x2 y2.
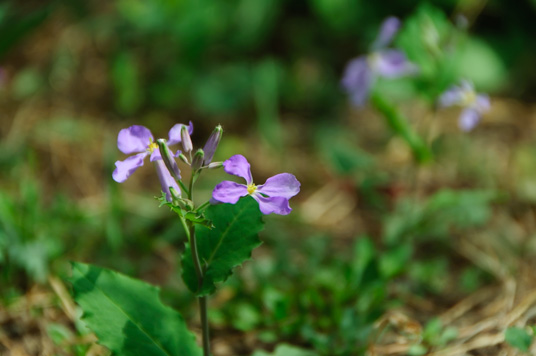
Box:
199 296 210 355
186 171 211 356
178 180 190 197
196 201 211 213
371 91 433 164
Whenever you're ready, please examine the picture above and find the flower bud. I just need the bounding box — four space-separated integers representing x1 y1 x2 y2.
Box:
154 160 180 202
156 139 181 181
203 125 222 165
181 125 193 153
191 149 205 171
178 153 190 165
207 161 223 169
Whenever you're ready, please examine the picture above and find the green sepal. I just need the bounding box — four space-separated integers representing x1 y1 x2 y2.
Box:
184 212 214 229
157 193 213 228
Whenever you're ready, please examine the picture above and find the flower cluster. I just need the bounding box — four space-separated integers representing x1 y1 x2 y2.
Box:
438 80 490 131
113 123 300 215
341 17 417 107
112 123 192 201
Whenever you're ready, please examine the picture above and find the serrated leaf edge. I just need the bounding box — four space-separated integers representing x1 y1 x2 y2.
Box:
185 200 264 296
71 262 192 356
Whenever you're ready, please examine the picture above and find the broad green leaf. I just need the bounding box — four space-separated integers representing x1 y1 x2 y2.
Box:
70 262 202 356
182 197 264 296
454 37 507 91
505 327 533 352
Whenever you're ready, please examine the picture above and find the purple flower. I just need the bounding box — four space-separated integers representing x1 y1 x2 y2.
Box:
341 17 417 107
112 122 193 201
212 155 300 215
438 80 490 131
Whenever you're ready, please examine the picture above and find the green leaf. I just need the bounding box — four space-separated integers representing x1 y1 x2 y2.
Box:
182 197 264 296
70 262 202 356
422 317 442 343
454 37 507 92
379 244 412 279
505 327 533 352
396 3 457 101
351 237 376 287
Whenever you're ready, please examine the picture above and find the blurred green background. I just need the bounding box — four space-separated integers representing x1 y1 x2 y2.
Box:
1 0 536 355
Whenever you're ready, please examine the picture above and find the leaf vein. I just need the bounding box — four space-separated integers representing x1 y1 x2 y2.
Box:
75 265 173 356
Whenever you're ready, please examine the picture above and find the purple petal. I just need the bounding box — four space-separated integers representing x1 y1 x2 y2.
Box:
112 152 148 183
257 173 300 199
374 50 418 78
460 80 474 92
252 194 292 215
372 16 401 50
212 181 248 204
459 108 481 131
438 86 465 108
168 121 194 146
154 160 181 202
117 125 153 154
223 155 253 184
150 149 162 162
475 94 490 112
341 57 374 107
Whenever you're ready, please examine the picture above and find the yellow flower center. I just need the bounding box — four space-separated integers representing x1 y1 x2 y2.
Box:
460 89 477 107
147 141 158 153
367 52 381 69
247 183 257 195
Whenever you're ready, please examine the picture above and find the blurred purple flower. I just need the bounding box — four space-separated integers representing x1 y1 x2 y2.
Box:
439 80 490 131
341 17 417 107
212 155 300 215
112 122 193 200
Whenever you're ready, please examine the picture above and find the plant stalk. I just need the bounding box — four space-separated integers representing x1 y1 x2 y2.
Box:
371 91 433 164
186 170 211 356
188 222 210 356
